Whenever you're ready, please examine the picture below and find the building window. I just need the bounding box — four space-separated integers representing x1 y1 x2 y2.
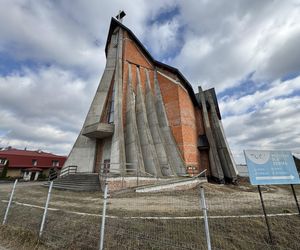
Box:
108 85 115 124
52 160 59 167
32 159 37 166
0 158 6 164
103 159 110 174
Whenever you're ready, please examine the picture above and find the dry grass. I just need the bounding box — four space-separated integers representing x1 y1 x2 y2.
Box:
0 181 299 249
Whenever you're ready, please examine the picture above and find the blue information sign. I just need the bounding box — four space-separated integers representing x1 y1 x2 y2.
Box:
244 150 300 185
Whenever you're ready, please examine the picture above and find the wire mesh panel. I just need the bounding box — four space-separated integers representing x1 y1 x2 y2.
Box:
41 210 101 249
104 188 206 250
0 182 12 221
203 183 300 250
1 180 299 250
39 185 103 249
2 183 46 232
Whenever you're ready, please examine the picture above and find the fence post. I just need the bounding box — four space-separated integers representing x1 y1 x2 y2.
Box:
200 186 212 250
2 179 18 225
99 182 108 250
39 181 53 237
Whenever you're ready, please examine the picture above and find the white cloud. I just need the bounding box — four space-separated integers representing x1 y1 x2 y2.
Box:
172 0 300 91
0 0 299 163
0 66 97 154
221 77 300 163
220 76 300 116
146 18 180 57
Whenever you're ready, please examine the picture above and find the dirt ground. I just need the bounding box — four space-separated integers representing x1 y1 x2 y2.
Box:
0 180 299 249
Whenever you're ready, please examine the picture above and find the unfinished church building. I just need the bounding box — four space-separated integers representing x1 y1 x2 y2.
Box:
62 13 238 184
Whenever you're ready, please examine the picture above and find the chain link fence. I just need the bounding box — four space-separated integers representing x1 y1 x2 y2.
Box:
0 179 299 249
204 183 300 249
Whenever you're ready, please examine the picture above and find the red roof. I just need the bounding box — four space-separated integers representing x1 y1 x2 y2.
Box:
0 148 67 169
0 148 66 158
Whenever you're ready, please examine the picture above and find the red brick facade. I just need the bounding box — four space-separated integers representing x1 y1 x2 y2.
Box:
106 29 210 174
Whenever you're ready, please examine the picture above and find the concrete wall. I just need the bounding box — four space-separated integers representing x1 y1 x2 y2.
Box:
62 29 118 173
63 21 236 180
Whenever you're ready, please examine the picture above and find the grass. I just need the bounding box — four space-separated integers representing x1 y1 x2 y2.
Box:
0 181 299 249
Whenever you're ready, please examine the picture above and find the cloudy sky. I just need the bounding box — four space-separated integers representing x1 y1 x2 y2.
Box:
0 0 300 163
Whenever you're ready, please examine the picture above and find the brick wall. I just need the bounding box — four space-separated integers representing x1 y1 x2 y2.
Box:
120 29 208 174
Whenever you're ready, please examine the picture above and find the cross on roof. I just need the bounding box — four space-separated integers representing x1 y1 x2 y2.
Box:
116 10 126 23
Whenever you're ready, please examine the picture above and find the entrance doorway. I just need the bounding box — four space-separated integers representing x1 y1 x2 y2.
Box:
30 172 36 181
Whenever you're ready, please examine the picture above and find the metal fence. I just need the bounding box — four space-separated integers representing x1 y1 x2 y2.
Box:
0 179 299 249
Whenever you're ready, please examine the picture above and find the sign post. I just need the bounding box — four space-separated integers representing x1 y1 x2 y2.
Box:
244 150 300 244
290 184 300 215
257 185 273 244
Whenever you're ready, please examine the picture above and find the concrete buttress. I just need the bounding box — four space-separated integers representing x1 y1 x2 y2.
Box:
124 63 146 174
205 90 237 181
198 88 224 181
144 69 175 176
154 70 186 176
135 67 163 177
110 28 126 173
62 31 118 173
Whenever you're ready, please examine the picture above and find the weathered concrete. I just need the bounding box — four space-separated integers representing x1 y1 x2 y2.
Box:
63 17 236 182
62 31 118 173
124 63 145 173
135 178 206 193
102 138 112 164
82 122 114 139
205 90 237 181
154 70 186 176
144 69 174 176
135 67 162 177
109 28 127 173
198 87 224 181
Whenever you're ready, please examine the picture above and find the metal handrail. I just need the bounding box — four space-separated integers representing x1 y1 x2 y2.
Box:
48 169 58 181
98 163 207 191
60 165 77 177
192 169 207 178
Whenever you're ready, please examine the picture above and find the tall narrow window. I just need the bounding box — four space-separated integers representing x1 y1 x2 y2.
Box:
103 159 110 174
108 85 115 123
32 159 37 166
0 158 6 164
52 160 59 167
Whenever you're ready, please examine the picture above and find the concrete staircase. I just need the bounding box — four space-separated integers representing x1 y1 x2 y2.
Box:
45 173 100 191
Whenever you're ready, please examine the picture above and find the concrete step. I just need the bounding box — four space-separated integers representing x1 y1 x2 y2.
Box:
51 185 100 192
51 180 99 184
44 173 100 191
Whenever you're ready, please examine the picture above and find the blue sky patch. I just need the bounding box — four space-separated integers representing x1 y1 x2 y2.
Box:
148 6 180 25
0 53 39 76
281 71 300 82
218 71 270 100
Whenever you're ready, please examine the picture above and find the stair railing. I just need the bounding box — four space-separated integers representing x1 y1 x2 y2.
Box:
192 169 207 179
48 169 58 181
59 165 78 178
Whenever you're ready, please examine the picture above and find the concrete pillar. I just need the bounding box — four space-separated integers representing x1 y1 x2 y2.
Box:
124 63 146 174
34 172 39 181
198 87 224 182
144 69 174 176
205 90 237 181
109 28 127 173
135 67 162 177
153 70 186 176
62 29 119 173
